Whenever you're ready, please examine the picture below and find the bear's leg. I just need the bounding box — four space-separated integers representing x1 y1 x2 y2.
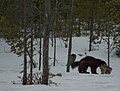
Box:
79 65 89 74
91 67 98 74
78 66 82 73
83 66 89 74
79 61 89 74
78 66 89 73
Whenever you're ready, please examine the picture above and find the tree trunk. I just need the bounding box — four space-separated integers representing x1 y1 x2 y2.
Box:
42 30 49 85
66 36 72 72
23 29 27 85
39 35 42 71
38 17 42 71
66 0 74 72
107 23 110 67
22 0 27 85
41 0 50 85
89 19 93 51
30 28 33 85
108 30 110 67
89 1 94 52
53 0 58 66
38 0 42 71
53 37 56 66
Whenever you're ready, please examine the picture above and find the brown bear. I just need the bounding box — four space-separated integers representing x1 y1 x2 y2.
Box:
100 64 112 74
71 56 107 74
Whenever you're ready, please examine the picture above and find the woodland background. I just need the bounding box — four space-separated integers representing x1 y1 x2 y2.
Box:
0 0 120 85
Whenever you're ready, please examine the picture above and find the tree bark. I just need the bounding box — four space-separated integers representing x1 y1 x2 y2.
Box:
66 0 74 72
89 19 93 51
108 29 110 67
30 28 33 84
42 0 50 85
53 0 58 66
53 37 56 66
38 15 42 71
39 34 42 71
23 29 27 85
22 0 27 85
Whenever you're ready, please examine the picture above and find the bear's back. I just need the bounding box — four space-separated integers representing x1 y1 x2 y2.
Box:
80 56 106 67
81 56 96 62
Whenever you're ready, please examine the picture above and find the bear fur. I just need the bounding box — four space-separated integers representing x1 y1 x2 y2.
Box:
71 56 107 74
100 64 112 74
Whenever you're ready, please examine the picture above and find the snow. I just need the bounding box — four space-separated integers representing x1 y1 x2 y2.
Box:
0 37 120 91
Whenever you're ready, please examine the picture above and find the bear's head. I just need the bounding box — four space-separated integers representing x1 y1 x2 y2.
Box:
100 64 112 74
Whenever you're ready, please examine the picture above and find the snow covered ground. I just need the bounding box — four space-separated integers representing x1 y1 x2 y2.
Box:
0 37 120 91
